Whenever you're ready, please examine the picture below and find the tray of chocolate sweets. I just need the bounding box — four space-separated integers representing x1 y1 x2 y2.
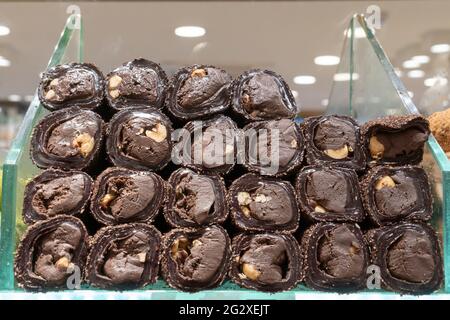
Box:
0 14 449 299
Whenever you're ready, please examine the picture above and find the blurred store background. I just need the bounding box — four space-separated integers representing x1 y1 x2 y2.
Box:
0 0 449 156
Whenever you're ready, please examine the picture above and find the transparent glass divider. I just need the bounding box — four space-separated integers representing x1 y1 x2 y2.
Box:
0 14 83 290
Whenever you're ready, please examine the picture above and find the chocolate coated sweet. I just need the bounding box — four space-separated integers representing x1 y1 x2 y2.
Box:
365 223 443 294
361 115 430 165
229 232 301 292
85 224 162 289
90 167 167 225
243 118 304 176
31 106 104 170
302 115 366 171
22 169 92 224
106 107 173 171
231 69 297 121
14 216 88 290
302 223 369 292
166 65 232 121
361 165 432 226
173 115 238 175
164 168 228 228
38 63 104 111
161 225 231 291
229 173 299 233
105 58 168 111
296 166 364 223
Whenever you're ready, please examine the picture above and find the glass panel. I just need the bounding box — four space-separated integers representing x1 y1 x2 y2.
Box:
0 14 83 290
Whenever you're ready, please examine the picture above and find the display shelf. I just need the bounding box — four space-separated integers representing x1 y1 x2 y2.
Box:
0 13 449 299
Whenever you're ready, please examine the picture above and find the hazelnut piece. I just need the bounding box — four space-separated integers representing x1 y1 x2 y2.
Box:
100 193 117 209
314 205 326 213
72 133 94 158
369 135 385 159
242 263 261 281
375 176 396 190
145 123 167 143
55 257 70 270
108 75 122 89
324 145 349 159
191 68 207 77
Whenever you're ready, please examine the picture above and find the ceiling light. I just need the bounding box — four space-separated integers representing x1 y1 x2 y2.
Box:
314 55 340 66
333 73 359 81
412 55 430 64
175 26 206 38
293 75 316 85
0 25 10 36
0 56 10 67
291 90 299 98
7 94 21 102
321 99 329 107
407 70 425 78
430 43 450 54
424 77 448 87
402 59 421 69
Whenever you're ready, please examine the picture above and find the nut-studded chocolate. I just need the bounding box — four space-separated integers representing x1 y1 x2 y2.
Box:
361 115 430 165
231 69 298 121
30 106 105 171
360 165 433 226
365 223 443 294
229 232 302 292
85 223 162 289
105 58 168 111
38 63 105 111
161 225 231 292
22 169 93 224
295 166 364 223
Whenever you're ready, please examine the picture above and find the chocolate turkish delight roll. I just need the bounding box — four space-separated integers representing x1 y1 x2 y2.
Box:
105 58 168 111
361 115 430 165
229 173 299 233
295 166 364 223
90 167 168 225
365 223 443 294
229 232 301 292
85 223 162 289
106 107 173 171
243 118 304 176
231 69 297 121
38 63 104 111
22 169 93 224
166 65 232 121
14 216 88 290
361 166 432 226
302 222 369 292
30 106 105 170
164 168 228 228
173 115 238 175
302 115 366 171
161 225 231 292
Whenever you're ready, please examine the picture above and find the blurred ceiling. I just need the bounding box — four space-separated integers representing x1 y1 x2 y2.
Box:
0 0 449 112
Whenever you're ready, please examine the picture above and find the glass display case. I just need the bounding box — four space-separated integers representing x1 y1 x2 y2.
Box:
0 13 448 299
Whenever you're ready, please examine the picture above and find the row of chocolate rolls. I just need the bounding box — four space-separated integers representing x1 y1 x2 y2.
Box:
37 60 298 122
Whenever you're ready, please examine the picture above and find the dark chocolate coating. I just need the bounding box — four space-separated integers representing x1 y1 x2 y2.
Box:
243 119 304 177
30 106 105 170
166 65 232 121
295 166 364 223
360 166 432 226
85 223 162 289
361 115 430 165
229 173 299 233
231 69 297 121
106 107 173 171
90 167 168 225
365 223 443 294
302 115 366 171
38 63 105 111
164 168 228 228
161 225 231 292
173 115 239 175
22 169 93 224
302 222 369 292
14 216 88 290
105 58 168 111
229 232 301 292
